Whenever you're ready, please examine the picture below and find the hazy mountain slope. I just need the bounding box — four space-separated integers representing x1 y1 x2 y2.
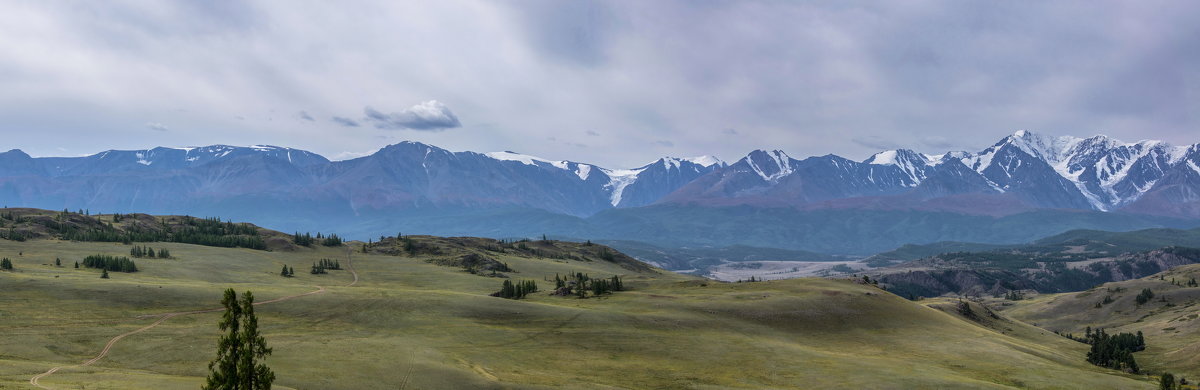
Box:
0 131 1198 258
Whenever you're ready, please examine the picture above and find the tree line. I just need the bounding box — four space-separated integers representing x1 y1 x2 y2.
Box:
292 232 343 247
61 216 265 250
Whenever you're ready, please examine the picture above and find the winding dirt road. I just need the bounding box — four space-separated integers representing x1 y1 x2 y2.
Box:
29 249 359 389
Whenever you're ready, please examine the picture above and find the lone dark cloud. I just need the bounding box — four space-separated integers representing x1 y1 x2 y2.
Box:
363 100 461 131
146 122 168 132
297 111 315 121
722 128 738 135
331 116 360 127
654 140 675 147
586 130 600 136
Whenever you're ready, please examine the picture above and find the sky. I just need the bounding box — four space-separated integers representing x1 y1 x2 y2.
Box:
1 1 1197 168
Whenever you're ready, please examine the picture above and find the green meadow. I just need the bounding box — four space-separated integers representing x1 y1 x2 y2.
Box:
0 236 1158 389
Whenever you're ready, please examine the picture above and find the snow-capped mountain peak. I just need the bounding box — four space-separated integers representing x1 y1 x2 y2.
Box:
484 150 596 180
863 149 942 185
744 149 794 181
682 155 724 167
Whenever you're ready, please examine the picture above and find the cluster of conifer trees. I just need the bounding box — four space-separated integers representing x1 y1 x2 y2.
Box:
130 245 171 258
495 279 538 299
1084 327 1144 373
292 232 344 247
319 258 341 270
553 272 623 298
1003 290 1025 301
280 265 295 277
82 254 138 272
0 258 12 270
1135 288 1156 305
293 232 314 246
310 258 341 274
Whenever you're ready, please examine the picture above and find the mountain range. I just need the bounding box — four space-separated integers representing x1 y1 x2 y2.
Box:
1 131 1198 261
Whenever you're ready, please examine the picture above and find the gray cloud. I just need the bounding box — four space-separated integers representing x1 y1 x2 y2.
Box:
146 122 168 132
297 111 314 121
331 116 359 127
586 130 600 136
1 2 1197 167
654 140 674 147
363 101 461 131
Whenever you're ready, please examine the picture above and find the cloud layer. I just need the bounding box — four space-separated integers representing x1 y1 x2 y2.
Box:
0 1 1196 167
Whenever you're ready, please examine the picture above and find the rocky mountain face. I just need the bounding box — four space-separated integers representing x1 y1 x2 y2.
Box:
663 131 1200 217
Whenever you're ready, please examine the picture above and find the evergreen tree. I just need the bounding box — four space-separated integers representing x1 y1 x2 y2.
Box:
74 261 79 269
204 289 243 389
0 258 12 270
280 265 289 277
100 269 109 279
1161 373 1177 390
288 266 294 277
236 292 275 389
203 289 275 390
55 257 61 267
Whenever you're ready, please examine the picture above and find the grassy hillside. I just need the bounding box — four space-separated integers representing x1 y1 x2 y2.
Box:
1003 263 1200 380
0 217 1160 388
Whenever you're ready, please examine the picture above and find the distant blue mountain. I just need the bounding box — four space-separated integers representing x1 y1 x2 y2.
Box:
0 131 1197 261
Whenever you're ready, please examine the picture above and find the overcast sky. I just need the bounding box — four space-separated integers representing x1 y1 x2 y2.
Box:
1 1 1197 167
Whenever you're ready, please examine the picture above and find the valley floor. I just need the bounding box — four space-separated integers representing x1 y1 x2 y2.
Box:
0 239 1161 389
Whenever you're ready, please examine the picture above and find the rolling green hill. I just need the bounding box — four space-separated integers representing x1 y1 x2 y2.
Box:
0 209 1162 389
1002 263 1200 381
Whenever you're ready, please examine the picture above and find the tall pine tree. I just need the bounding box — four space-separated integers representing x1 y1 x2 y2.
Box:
204 289 275 389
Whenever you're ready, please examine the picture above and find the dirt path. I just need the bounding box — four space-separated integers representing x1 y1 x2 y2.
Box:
30 249 360 389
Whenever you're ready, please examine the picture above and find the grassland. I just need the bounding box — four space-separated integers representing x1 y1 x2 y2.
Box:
0 234 1162 389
